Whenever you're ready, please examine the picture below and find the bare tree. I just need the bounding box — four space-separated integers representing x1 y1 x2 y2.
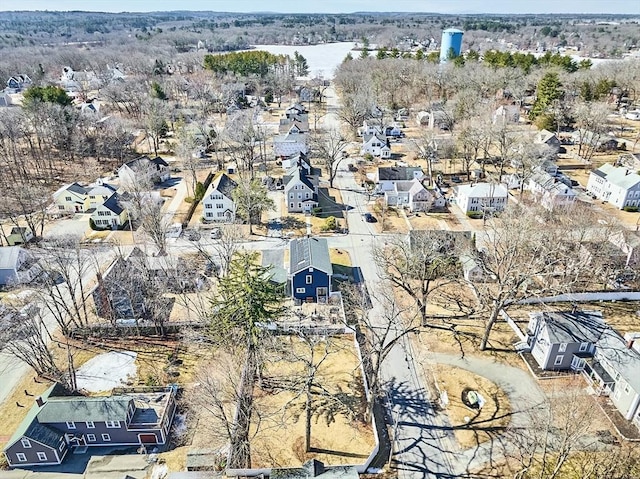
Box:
311 128 348 188
232 177 274 235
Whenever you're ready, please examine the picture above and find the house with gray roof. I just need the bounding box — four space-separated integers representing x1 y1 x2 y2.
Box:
361 132 391 158
525 309 640 431
289 237 333 303
284 165 318 214
0 246 42 287
202 173 238 223
3 383 177 468
586 163 640 210
375 166 424 193
89 193 129 229
118 156 170 189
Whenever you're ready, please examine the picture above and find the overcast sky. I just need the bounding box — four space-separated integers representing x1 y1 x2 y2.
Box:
2 1 639 15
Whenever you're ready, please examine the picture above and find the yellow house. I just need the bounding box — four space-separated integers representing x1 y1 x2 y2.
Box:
90 193 129 229
51 183 89 213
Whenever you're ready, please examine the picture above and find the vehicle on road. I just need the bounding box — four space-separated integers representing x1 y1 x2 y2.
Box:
363 213 377 223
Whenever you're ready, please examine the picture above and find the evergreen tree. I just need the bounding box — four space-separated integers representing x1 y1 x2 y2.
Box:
530 72 563 122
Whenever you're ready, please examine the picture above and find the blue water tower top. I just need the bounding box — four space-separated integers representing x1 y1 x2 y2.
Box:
440 28 464 63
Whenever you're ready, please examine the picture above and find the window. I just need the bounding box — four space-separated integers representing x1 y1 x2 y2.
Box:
66 422 76 429
205 204 212 209
216 203 224 209
90 195 95 199
86 421 95 429
624 383 630 394
21 439 31 448
290 203 294 209
65 196 72 201
306 275 313 284
559 343 567 353
58 205 65 210
37 452 47 461
101 434 111 442
554 355 564 366
217 212 225 218
59 442 65 451
579 342 589 352
86 434 96 442
296 287 305 294
16 453 27 462
105 421 120 429
205 212 213 218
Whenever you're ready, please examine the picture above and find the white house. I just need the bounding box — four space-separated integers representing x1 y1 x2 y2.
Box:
460 254 484 282
375 166 424 192
89 193 129 229
586 163 640 209
284 167 318 214
51 182 90 214
534 129 561 154
384 179 445 212
361 133 391 158
202 173 238 222
274 132 309 158
358 120 382 137
528 170 577 211
0 246 42 287
118 156 170 189
455 183 508 215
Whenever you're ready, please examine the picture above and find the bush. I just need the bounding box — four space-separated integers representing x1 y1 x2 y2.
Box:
623 206 638 212
364 153 374 161
321 216 337 231
466 211 484 219
184 196 194 204
194 181 205 202
311 206 322 216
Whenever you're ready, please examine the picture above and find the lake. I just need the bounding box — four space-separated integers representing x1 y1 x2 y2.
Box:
251 42 356 78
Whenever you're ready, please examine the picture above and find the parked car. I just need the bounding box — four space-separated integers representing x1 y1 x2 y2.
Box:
363 213 377 223
451 176 462 183
186 230 201 241
347 164 358 172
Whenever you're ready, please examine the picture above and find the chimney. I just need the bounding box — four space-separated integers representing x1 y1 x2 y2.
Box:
35 396 45 407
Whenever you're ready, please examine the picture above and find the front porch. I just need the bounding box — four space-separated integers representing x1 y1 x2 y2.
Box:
572 356 615 397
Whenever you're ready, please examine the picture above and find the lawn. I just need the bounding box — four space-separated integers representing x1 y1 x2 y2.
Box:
330 248 355 284
434 365 512 449
249 334 375 468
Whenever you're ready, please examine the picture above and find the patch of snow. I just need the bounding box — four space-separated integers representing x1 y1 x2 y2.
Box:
172 413 188 439
150 463 168 479
76 351 137 392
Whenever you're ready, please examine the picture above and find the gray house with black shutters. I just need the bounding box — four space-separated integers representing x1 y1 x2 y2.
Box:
4 384 177 468
526 310 605 370
289 237 333 303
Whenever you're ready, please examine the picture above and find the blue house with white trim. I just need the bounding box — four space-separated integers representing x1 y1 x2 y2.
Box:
289 237 333 303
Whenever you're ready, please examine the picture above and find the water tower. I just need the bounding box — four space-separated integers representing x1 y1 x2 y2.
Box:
439 28 464 63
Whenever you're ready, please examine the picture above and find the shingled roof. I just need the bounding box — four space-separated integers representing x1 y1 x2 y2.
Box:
289 237 332 275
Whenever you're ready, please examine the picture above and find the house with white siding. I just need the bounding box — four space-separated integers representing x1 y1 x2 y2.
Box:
202 173 238 223
454 183 508 215
587 163 640 210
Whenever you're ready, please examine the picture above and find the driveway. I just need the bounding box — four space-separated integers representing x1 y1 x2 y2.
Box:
44 214 90 240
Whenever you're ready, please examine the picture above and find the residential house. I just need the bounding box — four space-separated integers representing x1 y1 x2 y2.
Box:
586 163 640 209
526 310 605 370
289 237 333 303
460 254 484 282
279 116 309 135
534 129 561 155
5 227 34 246
59 66 100 93
285 103 308 119
608 230 640 268
274 132 309 158
297 86 320 103
86 181 117 210
0 246 42 287
6 74 32 92
384 179 445 212
361 133 391 158
202 173 238 223
118 156 170 189
284 164 318 214
375 166 424 193
271 460 358 479
52 183 90 214
528 170 577 211
526 309 640 429
3 383 177 468
493 105 520 124
358 120 383 137
617 153 640 170
415 110 450 130
454 183 508 215
385 124 403 138
573 130 618 152
90 193 129 229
